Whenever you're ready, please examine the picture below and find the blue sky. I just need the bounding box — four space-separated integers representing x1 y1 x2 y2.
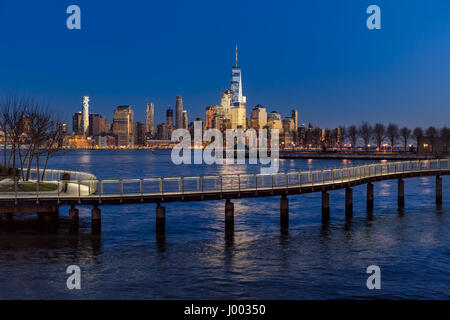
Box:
1 0 450 128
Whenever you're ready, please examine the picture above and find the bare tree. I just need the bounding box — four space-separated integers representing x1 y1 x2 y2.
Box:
440 127 450 153
413 127 423 153
0 95 27 180
399 127 411 152
386 123 399 152
373 123 386 152
425 126 438 153
0 100 10 174
347 125 359 152
41 121 65 180
339 126 346 150
25 103 52 181
359 122 372 151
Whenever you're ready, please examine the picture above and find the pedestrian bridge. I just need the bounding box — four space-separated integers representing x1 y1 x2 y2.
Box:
0 158 448 234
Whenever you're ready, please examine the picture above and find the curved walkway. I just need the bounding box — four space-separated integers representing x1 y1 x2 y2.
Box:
0 159 448 207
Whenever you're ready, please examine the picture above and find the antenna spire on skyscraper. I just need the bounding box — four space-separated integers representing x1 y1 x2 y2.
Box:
235 44 238 67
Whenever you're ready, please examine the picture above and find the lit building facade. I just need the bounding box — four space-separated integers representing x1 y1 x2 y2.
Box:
146 103 154 137
112 105 134 147
230 47 246 130
82 96 89 136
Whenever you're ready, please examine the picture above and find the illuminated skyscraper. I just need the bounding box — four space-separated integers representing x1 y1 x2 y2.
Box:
146 102 154 136
112 105 134 146
220 90 232 120
166 105 174 128
230 46 246 129
82 96 89 136
182 110 188 129
291 109 298 130
175 96 183 129
250 105 267 129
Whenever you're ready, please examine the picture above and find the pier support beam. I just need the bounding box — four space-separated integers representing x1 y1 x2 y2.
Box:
398 179 404 209
367 183 374 217
322 191 330 224
345 188 353 219
436 176 442 207
225 199 234 230
69 204 79 234
41 210 59 233
280 195 289 228
156 203 166 238
91 205 101 234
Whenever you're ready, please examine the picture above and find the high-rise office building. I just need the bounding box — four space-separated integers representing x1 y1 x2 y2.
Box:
267 111 282 130
182 110 188 129
230 46 246 129
112 105 134 147
135 122 146 146
250 105 267 129
175 96 183 129
205 106 215 129
146 103 154 137
291 109 298 130
72 112 82 134
89 113 107 136
166 106 174 128
220 90 232 120
82 96 90 136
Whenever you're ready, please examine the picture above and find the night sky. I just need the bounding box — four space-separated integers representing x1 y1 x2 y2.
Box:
1 0 450 128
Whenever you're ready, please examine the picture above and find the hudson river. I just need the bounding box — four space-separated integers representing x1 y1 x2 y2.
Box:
0 150 448 299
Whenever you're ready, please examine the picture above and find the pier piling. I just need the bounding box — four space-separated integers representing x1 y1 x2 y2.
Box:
345 188 353 219
280 195 289 228
69 204 79 234
225 199 234 231
398 179 405 208
367 183 374 218
156 203 166 238
436 176 442 207
91 205 101 234
322 191 330 223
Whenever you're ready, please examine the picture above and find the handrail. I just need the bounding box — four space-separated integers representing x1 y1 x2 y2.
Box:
1 159 449 200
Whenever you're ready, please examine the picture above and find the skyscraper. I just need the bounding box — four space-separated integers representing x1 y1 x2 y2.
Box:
112 105 134 147
146 103 155 136
82 96 89 136
230 46 247 129
175 96 183 129
205 106 215 129
72 112 82 134
220 90 232 120
182 110 188 129
250 105 267 129
89 113 107 136
291 109 298 130
166 105 174 128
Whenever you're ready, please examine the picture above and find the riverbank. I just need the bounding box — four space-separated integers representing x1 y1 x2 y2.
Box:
278 151 444 160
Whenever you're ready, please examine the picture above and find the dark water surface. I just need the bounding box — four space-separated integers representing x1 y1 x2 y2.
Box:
0 150 449 299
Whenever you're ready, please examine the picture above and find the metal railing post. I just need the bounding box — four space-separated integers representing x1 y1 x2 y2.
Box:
181 177 184 194
140 178 144 196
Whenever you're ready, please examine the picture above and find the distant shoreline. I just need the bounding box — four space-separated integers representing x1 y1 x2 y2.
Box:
57 148 447 160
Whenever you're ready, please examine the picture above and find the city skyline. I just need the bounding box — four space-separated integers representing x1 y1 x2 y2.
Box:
1 1 450 128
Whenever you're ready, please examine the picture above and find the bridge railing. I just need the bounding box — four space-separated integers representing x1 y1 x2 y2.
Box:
4 158 449 200
78 158 449 198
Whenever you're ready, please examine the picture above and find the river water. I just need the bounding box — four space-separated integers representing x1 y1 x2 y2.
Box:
0 150 448 299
